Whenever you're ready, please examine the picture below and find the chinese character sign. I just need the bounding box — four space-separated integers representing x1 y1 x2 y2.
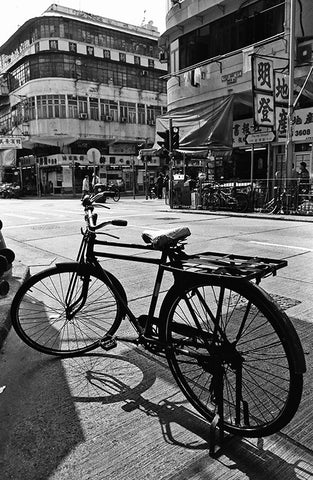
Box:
291 107 313 141
275 106 288 138
232 118 271 147
253 57 274 92
254 93 274 126
0 136 23 149
274 72 289 104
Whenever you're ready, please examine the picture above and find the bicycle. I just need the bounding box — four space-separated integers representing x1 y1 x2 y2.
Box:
11 192 306 445
202 184 249 213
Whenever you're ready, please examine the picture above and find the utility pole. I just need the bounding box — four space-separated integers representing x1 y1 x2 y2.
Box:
168 117 174 209
285 0 296 184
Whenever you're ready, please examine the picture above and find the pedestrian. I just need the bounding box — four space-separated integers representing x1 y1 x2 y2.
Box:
298 161 310 195
156 173 164 199
162 174 169 203
290 163 298 209
81 175 90 199
92 173 100 192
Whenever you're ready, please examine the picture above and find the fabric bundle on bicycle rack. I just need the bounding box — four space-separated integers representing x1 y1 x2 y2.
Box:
142 226 191 250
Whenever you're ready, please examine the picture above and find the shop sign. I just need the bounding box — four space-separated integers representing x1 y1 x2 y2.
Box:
254 93 274 127
253 56 274 93
274 72 289 104
292 107 313 141
246 131 275 144
275 105 288 139
0 136 23 149
233 118 272 147
221 70 242 85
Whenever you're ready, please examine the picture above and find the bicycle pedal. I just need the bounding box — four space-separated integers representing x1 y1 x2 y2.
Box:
100 335 117 351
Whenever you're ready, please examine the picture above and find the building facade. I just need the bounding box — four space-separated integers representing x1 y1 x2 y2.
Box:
159 0 313 192
0 3 167 194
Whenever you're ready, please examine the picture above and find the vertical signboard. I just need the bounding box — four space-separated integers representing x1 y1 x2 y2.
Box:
252 56 275 127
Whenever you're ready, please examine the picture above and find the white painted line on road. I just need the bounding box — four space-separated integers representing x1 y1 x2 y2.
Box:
4 213 37 220
250 241 313 251
4 219 81 229
27 210 67 217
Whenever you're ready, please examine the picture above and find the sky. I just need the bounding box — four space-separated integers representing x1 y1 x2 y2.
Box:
0 0 167 46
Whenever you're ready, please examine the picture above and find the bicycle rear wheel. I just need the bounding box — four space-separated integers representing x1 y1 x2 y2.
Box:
161 278 304 437
11 263 125 356
234 193 249 213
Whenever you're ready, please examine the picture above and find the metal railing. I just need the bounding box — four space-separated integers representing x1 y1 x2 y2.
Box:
171 178 313 215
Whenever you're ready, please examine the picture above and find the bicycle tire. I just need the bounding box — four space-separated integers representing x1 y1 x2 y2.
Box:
160 277 304 437
112 188 120 202
11 263 125 356
234 193 249 213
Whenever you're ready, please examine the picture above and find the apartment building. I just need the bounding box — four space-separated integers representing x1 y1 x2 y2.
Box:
0 3 167 194
158 0 313 186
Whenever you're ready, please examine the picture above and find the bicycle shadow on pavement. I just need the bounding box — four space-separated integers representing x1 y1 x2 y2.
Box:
57 345 313 480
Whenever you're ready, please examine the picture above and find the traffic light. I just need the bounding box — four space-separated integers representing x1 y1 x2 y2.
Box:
157 129 169 150
171 126 179 149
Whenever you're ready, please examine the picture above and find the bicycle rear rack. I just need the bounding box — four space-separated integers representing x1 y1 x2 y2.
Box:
165 251 287 282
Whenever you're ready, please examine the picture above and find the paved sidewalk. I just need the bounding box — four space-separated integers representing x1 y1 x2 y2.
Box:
0 261 29 350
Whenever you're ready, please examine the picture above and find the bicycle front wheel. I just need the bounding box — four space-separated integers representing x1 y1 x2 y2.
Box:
11 263 125 356
162 278 304 437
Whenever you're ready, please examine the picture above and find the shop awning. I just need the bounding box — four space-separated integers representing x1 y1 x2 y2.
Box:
153 95 234 155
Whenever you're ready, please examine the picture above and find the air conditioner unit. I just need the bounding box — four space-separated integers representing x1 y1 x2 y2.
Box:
79 113 88 119
297 41 313 64
120 117 127 122
105 115 113 121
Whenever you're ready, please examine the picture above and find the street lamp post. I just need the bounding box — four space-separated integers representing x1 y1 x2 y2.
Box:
285 0 296 184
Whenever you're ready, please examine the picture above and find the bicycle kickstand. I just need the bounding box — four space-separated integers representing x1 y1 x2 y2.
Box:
209 362 225 456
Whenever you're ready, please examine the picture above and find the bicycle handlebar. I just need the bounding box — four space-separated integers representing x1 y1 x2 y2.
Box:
82 195 128 231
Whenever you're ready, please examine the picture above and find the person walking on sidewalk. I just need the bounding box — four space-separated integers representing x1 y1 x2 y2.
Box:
81 175 90 200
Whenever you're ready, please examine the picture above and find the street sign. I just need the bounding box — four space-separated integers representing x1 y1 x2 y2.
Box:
246 131 275 144
87 148 101 164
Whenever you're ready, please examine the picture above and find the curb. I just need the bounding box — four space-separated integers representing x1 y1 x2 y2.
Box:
169 207 313 223
0 260 30 351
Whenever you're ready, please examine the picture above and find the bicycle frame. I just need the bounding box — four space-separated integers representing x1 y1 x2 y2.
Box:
75 226 184 341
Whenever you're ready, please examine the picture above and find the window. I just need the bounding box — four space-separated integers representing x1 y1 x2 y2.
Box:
134 55 141 65
89 97 99 120
36 95 66 118
37 96 48 118
78 96 87 114
100 99 118 120
119 102 136 123
138 104 146 124
179 0 284 69
68 95 78 118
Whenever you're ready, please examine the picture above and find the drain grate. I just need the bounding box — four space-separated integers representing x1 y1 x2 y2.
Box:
270 294 301 311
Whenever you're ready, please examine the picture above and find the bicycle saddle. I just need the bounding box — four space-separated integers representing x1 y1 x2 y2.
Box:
142 226 191 249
